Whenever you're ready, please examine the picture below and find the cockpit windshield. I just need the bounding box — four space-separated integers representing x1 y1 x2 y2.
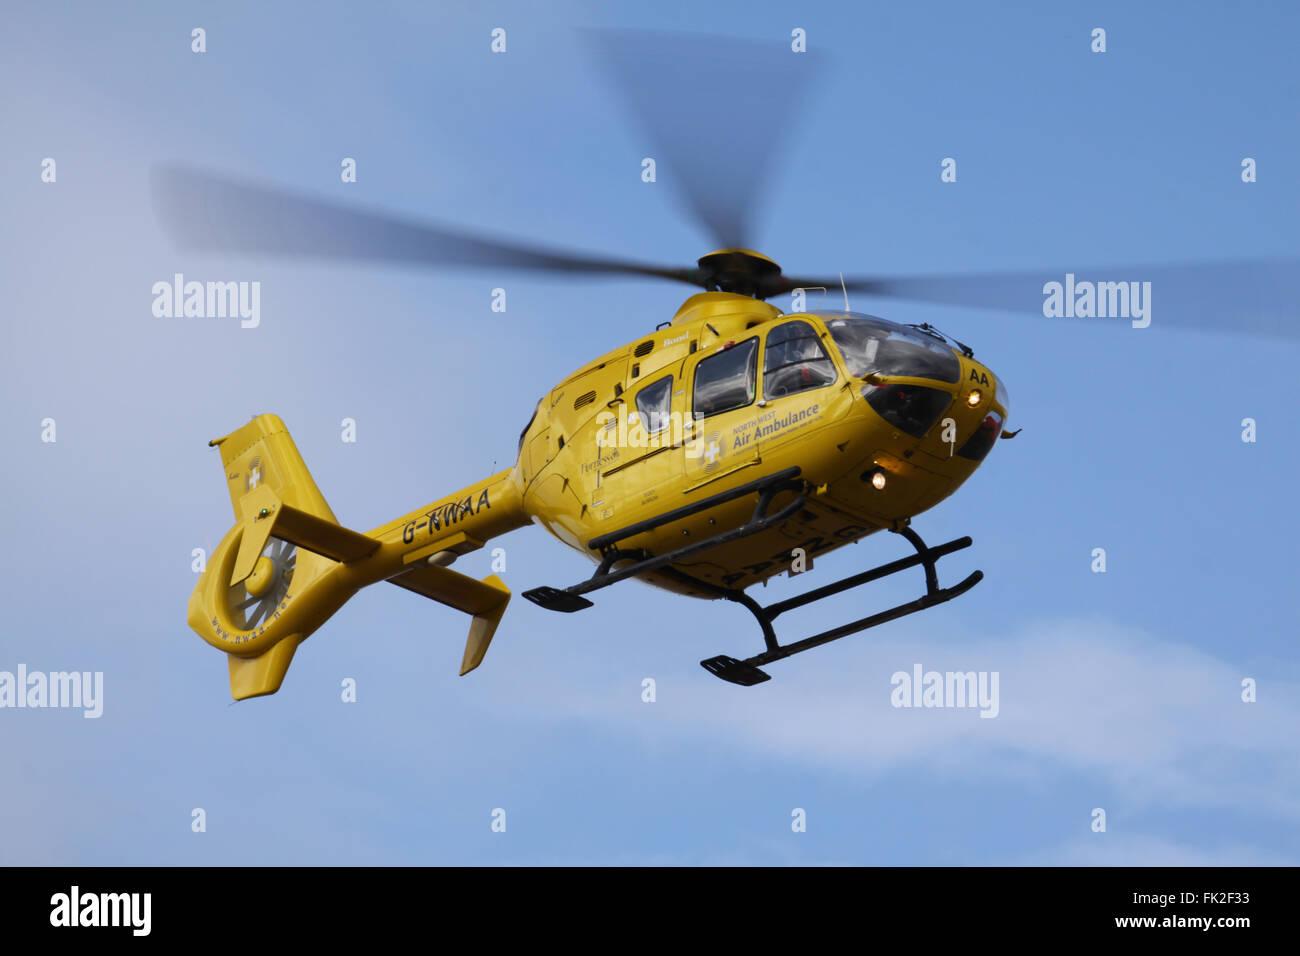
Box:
819 312 961 384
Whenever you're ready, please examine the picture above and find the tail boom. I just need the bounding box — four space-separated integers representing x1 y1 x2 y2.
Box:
188 415 528 699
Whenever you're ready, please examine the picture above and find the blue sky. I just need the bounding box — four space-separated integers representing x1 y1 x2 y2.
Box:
1 0 1297 865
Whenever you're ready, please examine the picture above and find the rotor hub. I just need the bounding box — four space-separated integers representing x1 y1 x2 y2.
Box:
697 249 784 298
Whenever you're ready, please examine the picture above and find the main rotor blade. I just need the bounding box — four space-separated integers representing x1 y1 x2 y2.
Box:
584 29 822 251
150 165 705 287
785 259 1300 338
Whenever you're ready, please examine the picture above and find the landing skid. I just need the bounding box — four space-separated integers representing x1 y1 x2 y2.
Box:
699 526 983 685
520 466 982 685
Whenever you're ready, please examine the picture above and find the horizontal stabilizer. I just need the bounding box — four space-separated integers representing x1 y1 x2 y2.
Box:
389 565 511 675
231 484 379 584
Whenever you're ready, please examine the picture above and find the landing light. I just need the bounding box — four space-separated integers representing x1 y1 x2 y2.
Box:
966 390 983 407
871 470 887 490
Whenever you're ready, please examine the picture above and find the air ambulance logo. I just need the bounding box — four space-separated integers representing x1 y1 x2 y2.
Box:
246 456 263 491
701 431 724 474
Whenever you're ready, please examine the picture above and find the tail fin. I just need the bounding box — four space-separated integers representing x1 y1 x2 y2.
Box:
214 414 338 524
189 415 516 700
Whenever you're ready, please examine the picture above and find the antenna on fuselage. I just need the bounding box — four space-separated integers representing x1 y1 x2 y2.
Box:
839 272 851 312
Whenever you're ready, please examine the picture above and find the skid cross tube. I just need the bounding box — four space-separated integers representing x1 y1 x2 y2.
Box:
700 526 984 686
522 467 806 613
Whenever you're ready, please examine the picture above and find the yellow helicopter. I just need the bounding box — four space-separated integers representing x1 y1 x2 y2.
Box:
157 32 1296 699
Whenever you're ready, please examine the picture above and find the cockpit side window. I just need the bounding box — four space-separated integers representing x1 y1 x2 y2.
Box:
763 320 837 399
693 338 758 420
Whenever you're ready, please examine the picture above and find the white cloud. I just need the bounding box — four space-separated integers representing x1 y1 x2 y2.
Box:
1013 834 1295 867
482 616 1300 821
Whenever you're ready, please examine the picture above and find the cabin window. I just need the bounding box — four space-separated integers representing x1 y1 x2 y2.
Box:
517 399 541 455
693 338 758 419
763 320 837 399
635 376 673 434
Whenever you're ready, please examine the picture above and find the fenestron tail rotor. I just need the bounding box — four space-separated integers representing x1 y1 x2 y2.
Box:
224 536 296 632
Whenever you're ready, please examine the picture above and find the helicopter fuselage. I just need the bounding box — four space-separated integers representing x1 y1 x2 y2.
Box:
515 292 1008 598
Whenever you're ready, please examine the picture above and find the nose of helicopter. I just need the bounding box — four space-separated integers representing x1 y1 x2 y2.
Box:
936 358 1009 462
845 359 1008 522
854 356 1008 476
949 364 1006 461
